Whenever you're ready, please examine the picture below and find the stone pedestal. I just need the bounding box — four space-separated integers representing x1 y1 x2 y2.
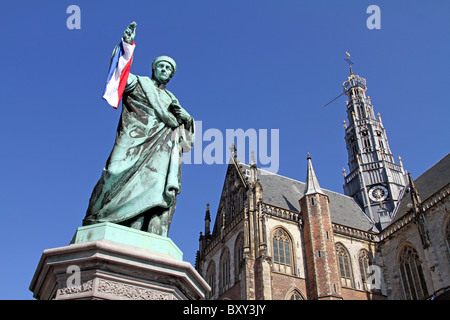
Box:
29 223 210 300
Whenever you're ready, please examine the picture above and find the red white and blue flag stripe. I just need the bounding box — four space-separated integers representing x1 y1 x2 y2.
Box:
103 40 135 109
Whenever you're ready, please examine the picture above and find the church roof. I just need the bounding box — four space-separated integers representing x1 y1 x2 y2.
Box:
242 164 375 232
392 153 450 223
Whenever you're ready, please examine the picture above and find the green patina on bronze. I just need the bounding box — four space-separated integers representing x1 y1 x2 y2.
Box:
83 22 194 237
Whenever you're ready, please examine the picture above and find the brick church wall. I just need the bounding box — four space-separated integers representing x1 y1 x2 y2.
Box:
272 272 307 299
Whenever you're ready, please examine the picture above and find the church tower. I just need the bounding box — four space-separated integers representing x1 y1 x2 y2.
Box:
341 60 408 229
300 154 342 300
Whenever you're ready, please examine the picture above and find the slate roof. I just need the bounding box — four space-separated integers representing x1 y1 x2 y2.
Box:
392 153 450 223
241 164 375 232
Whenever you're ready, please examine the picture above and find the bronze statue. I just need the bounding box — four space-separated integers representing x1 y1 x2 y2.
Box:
83 22 194 236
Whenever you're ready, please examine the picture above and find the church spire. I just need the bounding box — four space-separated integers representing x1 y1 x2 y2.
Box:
305 153 324 196
341 60 408 227
408 173 422 209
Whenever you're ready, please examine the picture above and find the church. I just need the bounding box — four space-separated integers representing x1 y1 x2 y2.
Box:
195 68 450 300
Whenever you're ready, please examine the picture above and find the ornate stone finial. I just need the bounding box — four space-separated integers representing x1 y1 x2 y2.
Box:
408 172 422 206
343 120 347 129
230 143 237 155
229 143 238 164
399 156 404 170
342 168 347 177
251 150 256 165
204 203 211 235
205 203 211 220
221 209 226 229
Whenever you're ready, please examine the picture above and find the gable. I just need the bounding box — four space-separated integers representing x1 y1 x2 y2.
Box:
211 162 248 236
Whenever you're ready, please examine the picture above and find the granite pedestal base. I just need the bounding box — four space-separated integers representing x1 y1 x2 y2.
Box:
29 223 210 300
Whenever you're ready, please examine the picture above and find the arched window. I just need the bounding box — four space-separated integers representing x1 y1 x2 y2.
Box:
272 229 293 274
336 243 354 288
287 289 305 300
357 105 364 118
219 248 231 295
234 233 244 281
398 245 428 300
205 261 216 299
358 249 372 291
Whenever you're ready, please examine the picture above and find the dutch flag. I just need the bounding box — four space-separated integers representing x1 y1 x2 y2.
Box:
102 40 135 109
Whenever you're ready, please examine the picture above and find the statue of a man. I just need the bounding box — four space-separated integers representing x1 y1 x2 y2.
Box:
83 22 194 236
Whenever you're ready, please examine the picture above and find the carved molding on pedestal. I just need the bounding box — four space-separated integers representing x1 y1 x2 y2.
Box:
57 279 174 300
97 279 173 300
58 280 94 296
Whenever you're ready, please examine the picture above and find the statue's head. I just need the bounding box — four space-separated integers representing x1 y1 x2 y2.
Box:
152 56 177 84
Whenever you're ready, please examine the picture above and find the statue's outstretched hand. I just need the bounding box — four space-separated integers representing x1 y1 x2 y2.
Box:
123 21 137 44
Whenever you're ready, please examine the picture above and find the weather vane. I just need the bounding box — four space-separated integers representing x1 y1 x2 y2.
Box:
321 52 354 109
344 52 354 74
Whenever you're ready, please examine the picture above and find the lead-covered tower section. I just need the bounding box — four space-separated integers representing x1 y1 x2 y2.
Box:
341 70 408 229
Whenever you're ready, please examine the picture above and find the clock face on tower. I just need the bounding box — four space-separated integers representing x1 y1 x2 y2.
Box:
369 185 388 202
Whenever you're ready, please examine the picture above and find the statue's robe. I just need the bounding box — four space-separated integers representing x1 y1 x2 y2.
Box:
83 74 194 229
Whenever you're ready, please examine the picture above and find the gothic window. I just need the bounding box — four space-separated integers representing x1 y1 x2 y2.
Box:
398 245 428 300
273 229 293 274
358 250 372 291
336 243 354 288
288 289 305 300
234 233 244 280
206 261 216 299
219 248 231 295
378 139 384 150
363 137 372 152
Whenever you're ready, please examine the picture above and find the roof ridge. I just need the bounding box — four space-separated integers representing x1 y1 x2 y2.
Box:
240 163 374 231
254 165 357 200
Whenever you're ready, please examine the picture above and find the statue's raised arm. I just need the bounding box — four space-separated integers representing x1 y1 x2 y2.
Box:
123 21 137 44
110 22 137 65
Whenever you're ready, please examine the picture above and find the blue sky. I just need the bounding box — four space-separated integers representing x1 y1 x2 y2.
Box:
1 1 449 299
